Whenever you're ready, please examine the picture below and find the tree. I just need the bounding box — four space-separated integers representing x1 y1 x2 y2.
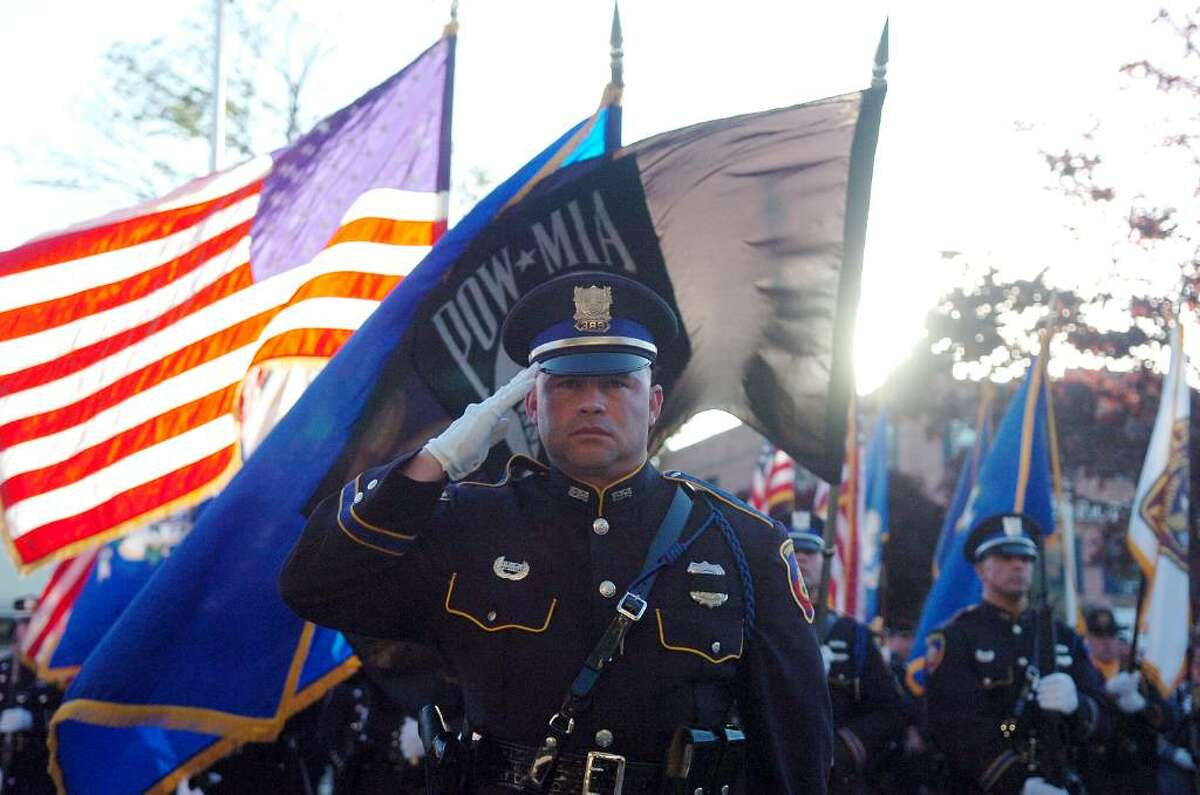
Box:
19 0 327 201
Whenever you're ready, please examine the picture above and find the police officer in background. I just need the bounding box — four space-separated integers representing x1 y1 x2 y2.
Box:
925 513 1110 795
790 526 905 793
281 271 832 793
0 601 59 795
1081 605 1179 794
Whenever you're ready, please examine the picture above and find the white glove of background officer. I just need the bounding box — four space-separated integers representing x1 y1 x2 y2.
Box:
400 716 424 764
1036 672 1078 715
423 365 538 481
820 644 833 675
1022 776 1068 795
1105 670 1146 714
0 707 32 733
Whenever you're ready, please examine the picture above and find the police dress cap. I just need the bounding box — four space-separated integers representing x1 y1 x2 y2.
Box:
788 527 824 554
1084 606 1124 638
500 269 679 375
963 512 1040 563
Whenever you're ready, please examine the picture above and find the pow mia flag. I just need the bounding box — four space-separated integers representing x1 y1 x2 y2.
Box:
326 85 884 489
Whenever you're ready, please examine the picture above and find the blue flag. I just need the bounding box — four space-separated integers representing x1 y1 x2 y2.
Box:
27 508 197 684
860 409 889 626
932 398 995 578
906 358 1055 695
49 109 619 794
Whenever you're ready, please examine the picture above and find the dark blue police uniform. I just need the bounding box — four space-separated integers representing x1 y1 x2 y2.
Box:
924 514 1110 794
791 529 904 793
281 271 833 793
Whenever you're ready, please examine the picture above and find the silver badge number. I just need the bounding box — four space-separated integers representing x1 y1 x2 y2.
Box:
687 561 726 576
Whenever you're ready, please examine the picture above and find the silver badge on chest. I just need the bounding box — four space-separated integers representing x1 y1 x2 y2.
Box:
493 556 531 581
690 591 729 608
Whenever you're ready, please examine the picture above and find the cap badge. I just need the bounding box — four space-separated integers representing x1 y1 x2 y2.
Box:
573 285 612 333
1002 516 1023 538
493 556 530 581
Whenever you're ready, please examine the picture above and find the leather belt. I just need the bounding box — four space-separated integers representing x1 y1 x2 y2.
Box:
476 738 660 794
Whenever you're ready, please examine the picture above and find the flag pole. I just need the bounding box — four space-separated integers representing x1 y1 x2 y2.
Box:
209 0 228 172
815 480 840 631
602 2 624 149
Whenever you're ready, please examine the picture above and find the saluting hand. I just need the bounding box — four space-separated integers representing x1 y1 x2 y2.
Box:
424 365 539 480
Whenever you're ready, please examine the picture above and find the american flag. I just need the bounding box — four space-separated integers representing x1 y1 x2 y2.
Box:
814 395 865 618
0 34 455 571
749 441 796 518
20 549 98 677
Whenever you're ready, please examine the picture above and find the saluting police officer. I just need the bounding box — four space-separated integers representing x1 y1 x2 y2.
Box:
925 513 1110 795
789 526 905 793
281 271 832 794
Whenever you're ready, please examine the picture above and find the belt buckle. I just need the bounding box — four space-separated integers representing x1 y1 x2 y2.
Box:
583 750 626 795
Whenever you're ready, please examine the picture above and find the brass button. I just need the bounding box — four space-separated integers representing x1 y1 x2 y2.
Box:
595 729 614 748
593 517 610 535
599 580 617 598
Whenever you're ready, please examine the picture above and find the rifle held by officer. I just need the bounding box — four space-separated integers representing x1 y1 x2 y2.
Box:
1026 532 1077 791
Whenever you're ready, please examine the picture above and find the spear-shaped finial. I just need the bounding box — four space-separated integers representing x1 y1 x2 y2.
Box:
444 0 459 36
610 3 624 88
872 18 889 89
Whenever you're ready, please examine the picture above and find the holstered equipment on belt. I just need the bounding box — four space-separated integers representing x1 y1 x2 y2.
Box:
420 703 469 794
661 725 745 795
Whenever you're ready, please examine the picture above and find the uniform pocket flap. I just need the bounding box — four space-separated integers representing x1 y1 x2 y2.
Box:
443 572 556 633
655 608 744 663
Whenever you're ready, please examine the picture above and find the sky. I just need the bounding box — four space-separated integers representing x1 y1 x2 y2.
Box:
0 0 1193 594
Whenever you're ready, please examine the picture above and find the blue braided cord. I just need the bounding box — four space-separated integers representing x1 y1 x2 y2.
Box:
707 499 756 635
626 515 715 595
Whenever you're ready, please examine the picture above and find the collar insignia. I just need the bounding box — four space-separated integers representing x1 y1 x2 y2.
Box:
610 486 634 502
493 556 530 581
687 561 726 576
690 591 728 608
567 485 591 502
573 285 612 333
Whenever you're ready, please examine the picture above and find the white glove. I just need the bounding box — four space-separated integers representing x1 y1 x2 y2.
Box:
423 365 538 480
399 715 424 763
0 707 32 733
1022 776 1069 795
1105 671 1146 714
1036 672 1078 715
820 644 833 675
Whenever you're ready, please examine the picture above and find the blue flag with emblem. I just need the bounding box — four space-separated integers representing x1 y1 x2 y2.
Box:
932 392 995 578
860 409 889 626
48 101 621 795
906 353 1055 695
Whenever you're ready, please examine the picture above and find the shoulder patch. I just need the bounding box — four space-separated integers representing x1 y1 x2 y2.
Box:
778 539 815 623
925 632 946 675
663 471 773 528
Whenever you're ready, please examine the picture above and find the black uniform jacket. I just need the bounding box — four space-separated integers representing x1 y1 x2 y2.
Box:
925 601 1111 794
824 614 905 790
280 453 833 793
